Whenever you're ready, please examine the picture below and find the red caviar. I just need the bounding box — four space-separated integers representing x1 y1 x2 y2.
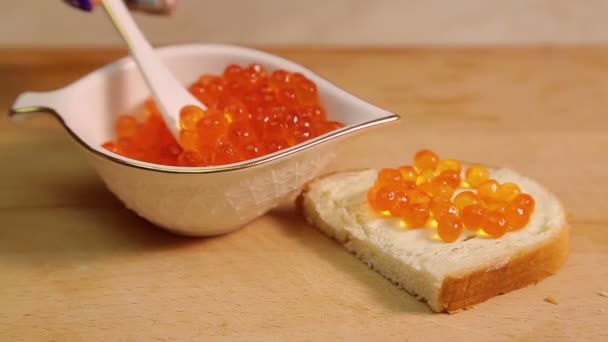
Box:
453 191 480 210
437 214 464 243
398 166 418 183
461 204 486 231
102 64 345 166
477 179 500 203
434 169 461 189
419 182 454 199
405 205 431 227
367 149 537 242
497 183 521 202
465 165 489 188
414 149 439 171
481 211 509 238
377 168 403 186
375 187 399 211
436 159 461 174
505 204 529 230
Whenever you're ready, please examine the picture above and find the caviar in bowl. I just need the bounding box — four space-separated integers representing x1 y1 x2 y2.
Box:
10 44 399 236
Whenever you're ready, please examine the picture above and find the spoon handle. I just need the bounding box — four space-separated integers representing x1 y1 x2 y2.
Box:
101 0 205 136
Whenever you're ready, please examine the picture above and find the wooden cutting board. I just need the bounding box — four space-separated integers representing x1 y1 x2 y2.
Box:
1 47 606 341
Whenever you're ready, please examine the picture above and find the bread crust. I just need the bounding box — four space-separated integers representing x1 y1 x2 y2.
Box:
296 170 569 314
438 222 569 312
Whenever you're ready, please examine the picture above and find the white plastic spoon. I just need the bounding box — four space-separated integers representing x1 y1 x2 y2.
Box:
100 0 205 138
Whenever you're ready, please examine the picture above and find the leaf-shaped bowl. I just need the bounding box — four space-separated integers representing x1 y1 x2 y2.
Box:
10 44 399 236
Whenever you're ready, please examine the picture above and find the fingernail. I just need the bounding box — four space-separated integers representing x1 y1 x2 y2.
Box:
64 0 94 11
127 0 178 13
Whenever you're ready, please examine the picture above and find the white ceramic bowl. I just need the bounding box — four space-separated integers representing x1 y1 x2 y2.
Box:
10 44 399 236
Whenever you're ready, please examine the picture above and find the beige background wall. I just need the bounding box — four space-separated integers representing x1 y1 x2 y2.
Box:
2 0 608 46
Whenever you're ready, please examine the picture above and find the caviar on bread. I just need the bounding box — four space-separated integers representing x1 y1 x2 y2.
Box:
367 150 535 243
298 159 568 313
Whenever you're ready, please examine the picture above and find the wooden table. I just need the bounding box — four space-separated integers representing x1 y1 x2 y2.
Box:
1 47 606 341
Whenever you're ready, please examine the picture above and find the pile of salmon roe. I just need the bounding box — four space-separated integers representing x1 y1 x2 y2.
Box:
367 150 536 243
101 64 344 166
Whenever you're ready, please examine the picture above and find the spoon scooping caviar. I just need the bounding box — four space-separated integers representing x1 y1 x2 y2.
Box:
101 0 205 139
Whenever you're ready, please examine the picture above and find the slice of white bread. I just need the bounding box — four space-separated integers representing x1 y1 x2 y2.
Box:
297 168 569 313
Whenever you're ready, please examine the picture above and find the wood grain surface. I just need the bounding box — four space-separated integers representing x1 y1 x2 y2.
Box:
0 47 606 341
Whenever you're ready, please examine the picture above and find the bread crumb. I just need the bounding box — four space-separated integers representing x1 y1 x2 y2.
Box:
463 305 475 310
597 291 608 298
544 296 559 305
